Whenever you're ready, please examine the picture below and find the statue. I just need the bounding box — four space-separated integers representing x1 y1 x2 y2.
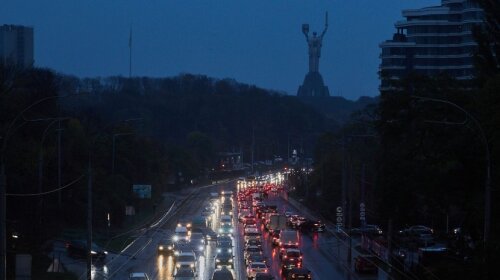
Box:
297 12 330 97
302 12 328 73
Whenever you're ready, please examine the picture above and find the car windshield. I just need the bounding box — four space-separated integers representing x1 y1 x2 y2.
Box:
251 263 267 269
177 256 195 262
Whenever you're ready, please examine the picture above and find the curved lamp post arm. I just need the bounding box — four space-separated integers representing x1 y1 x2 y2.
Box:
412 95 491 244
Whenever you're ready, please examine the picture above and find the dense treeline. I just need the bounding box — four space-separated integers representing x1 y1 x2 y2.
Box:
288 2 500 279
0 68 330 263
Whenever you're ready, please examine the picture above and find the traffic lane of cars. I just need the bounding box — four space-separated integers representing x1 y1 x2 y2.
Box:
111 185 215 280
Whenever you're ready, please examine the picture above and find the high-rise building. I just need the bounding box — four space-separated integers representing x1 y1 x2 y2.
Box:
0 24 34 68
379 0 483 90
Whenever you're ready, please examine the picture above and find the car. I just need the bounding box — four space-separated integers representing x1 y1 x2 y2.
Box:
351 224 383 236
65 240 107 261
270 229 280 246
354 255 378 274
129 272 150 280
216 238 233 254
281 257 302 275
279 243 299 259
174 268 196 280
255 272 275 280
215 251 234 268
212 267 234 280
285 268 311 280
175 252 197 271
244 245 263 259
190 232 206 254
220 215 233 226
298 220 326 232
245 252 267 266
177 219 192 230
247 262 268 280
201 227 218 242
282 248 302 261
245 238 262 248
157 239 175 255
218 224 234 236
173 240 195 256
174 226 190 242
244 228 261 241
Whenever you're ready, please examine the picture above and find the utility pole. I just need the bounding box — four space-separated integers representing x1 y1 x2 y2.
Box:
86 157 92 280
251 127 255 174
0 163 6 280
57 119 62 207
360 164 366 227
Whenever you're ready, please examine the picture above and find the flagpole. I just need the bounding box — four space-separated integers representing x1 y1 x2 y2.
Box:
129 27 132 78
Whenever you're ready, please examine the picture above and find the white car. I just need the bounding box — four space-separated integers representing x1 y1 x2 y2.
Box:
129 272 150 280
246 262 268 279
176 252 197 271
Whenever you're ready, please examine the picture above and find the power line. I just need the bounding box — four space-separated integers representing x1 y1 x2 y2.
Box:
6 175 84 197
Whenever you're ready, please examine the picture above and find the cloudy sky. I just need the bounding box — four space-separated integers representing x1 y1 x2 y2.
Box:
2 0 439 100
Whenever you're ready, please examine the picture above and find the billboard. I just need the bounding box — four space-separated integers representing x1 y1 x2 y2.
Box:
132 184 152 199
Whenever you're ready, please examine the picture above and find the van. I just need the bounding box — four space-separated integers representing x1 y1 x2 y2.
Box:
174 226 189 242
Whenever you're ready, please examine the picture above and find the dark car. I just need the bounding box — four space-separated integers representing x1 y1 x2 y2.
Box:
157 239 175 255
281 257 302 275
286 268 311 280
66 240 107 261
354 255 378 274
255 272 275 280
270 229 280 246
299 220 326 232
215 251 234 269
211 267 234 280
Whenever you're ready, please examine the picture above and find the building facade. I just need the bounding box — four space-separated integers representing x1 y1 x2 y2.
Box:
379 0 483 90
0 25 34 68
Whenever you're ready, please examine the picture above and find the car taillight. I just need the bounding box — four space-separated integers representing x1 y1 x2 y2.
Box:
292 274 296 278
264 269 268 273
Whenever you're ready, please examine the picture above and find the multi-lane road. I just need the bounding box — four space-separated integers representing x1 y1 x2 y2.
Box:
54 179 392 280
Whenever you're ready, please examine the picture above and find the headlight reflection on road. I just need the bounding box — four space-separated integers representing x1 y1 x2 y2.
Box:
157 255 174 280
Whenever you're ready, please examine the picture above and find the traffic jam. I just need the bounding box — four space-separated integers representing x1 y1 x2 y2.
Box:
154 174 326 280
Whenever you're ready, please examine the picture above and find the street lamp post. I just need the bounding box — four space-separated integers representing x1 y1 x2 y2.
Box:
0 94 76 280
412 96 491 244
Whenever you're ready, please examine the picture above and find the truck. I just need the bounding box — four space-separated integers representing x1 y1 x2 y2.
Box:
278 230 299 247
267 214 287 231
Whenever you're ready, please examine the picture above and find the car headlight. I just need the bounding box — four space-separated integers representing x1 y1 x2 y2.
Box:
229 229 233 233
228 249 232 253
174 251 179 256
159 245 164 250
199 246 204 251
173 236 179 242
103 251 108 255
168 245 173 250
216 259 220 262
90 250 97 255
219 229 223 233
176 264 181 268
190 264 194 268
217 249 221 253
229 259 233 262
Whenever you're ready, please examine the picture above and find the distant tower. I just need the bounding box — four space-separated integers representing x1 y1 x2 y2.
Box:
0 25 34 68
297 13 330 97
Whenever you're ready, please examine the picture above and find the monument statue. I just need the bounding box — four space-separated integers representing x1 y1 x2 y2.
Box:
302 12 328 73
297 12 330 97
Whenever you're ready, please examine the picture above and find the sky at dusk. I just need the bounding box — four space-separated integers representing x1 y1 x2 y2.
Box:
2 0 439 100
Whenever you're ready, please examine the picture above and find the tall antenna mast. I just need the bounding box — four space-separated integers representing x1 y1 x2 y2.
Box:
129 26 132 78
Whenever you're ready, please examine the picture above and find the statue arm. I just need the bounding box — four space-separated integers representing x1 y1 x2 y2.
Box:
320 12 328 38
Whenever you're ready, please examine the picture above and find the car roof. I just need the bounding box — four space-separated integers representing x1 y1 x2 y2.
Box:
130 272 148 277
289 267 310 273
